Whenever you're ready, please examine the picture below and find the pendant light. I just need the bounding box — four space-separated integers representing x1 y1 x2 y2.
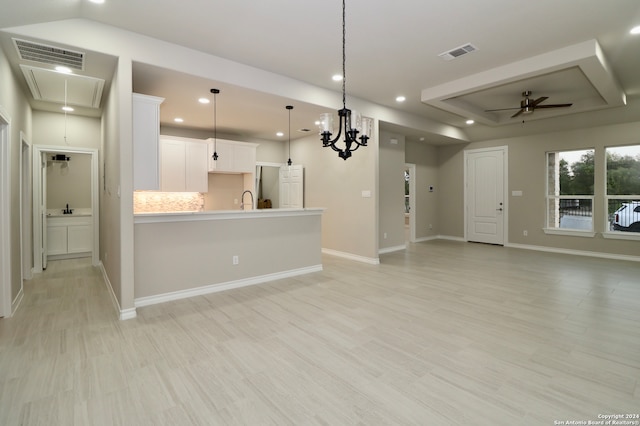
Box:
286 105 293 166
318 0 371 160
210 88 220 161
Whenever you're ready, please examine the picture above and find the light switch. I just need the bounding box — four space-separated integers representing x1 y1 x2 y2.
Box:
512 190 523 196
361 190 372 198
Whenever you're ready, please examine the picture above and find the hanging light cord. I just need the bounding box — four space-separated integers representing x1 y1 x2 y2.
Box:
341 0 346 110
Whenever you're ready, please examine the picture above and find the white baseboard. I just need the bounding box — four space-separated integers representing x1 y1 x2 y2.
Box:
378 244 406 254
505 242 640 262
436 235 466 242
135 264 323 308
11 286 24 317
420 237 640 262
99 261 138 320
322 248 380 265
413 235 439 243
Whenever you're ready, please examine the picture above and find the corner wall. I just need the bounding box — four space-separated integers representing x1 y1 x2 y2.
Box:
294 126 379 262
378 131 406 251
406 140 441 240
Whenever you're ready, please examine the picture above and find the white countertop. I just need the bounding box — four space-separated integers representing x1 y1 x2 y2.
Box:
47 208 93 217
134 208 325 224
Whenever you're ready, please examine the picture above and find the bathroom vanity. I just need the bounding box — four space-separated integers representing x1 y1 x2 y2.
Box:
46 208 93 258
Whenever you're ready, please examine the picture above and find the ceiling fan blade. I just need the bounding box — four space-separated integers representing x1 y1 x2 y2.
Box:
535 103 573 109
511 109 525 118
531 96 549 107
485 107 522 112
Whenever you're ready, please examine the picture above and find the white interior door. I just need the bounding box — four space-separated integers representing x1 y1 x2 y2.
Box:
465 147 506 245
279 165 303 209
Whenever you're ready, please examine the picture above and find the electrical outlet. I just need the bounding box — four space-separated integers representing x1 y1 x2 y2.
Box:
383 232 387 239
429 224 433 230
232 255 239 265
523 230 528 237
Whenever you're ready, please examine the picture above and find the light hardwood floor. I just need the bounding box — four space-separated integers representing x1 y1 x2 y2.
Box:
1 240 639 425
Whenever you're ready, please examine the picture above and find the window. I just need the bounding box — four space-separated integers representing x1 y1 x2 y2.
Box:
546 149 594 232
606 144 640 233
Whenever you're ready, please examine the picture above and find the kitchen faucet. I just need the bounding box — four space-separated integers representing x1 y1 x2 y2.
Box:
240 190 254 210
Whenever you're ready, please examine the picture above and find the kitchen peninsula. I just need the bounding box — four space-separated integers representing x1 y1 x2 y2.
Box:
133 208 324 307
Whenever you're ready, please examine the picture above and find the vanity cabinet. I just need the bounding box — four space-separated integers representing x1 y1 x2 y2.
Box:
160 136 208 192
207 139 257 173
47 216 92 257
133 93 164 190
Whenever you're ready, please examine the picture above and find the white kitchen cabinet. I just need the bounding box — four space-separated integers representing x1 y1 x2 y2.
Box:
47 216 92 257
207 139 257 173
133 93 164 190
160 136 208 192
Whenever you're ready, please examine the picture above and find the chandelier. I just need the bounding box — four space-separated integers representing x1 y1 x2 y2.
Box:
318 0 371 160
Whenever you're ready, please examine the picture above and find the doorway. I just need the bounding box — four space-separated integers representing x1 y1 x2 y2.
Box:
464 146 508 245
32 145 99 272
405 163 416 242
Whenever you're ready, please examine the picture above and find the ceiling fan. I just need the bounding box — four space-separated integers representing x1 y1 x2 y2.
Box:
486 90 573 118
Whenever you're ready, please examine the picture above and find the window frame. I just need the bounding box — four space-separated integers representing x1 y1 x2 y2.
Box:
602 144 640 241
544 149 596 237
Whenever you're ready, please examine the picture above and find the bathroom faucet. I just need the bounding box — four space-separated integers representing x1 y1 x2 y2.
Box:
240 190 254 210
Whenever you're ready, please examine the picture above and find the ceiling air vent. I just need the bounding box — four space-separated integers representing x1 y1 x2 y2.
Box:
13 38 84 70
438 43 478 61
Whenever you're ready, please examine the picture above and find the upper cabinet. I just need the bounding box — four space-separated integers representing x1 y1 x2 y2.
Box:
160 136 208 192
207 139 258 173
133 93 164 190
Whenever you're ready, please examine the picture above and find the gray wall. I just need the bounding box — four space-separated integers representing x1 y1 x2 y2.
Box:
32 110 101 149
405 140 440 240
294 127 379 261
134 213 322 299
378 130 406 251
0 42 32 311
435 121 640 256
46 153 92 210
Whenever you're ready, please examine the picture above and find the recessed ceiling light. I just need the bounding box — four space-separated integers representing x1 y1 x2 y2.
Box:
276 132 284 137
55 66 72 74
62 106 74 112
88 0 105 4
631 25 640 35
174 118 184 123
198 97 210 104
466 119 475 125
396 96 406 102
332 74 343 81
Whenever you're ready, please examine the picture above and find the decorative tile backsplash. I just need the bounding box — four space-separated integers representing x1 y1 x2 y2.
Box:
134 191 204 213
